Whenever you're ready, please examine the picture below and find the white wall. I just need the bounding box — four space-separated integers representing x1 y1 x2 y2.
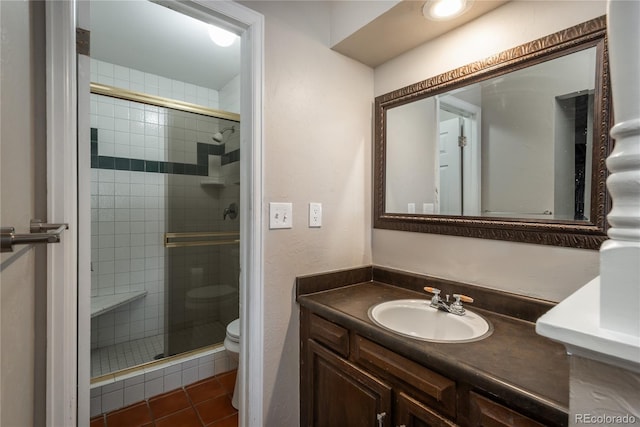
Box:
240 1 373 425
373 0 606 302
0 2 47 425
480 48 597 218
386 97 437 213
329 0 399 46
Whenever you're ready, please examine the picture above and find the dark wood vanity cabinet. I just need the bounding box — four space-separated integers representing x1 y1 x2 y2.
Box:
466 392 545 427
302 309 457 427
307 339 392 427
396 392 458 427
301 308 553 427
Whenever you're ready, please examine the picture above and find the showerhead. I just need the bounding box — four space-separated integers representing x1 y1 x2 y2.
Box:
212 126 236 143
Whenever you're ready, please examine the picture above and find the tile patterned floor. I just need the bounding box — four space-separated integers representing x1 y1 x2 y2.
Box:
91 322 226 377
91 334 164 377
90 370 237 427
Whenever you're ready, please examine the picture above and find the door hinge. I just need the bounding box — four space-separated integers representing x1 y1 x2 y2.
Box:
458 136 467 148
76 28 90 56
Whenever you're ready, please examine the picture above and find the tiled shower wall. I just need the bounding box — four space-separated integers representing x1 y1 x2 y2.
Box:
90 58 240 352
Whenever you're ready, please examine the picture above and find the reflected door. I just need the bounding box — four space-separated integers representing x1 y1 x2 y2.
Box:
439 118 462 215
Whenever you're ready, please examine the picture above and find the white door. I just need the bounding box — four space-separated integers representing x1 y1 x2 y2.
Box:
439 118 462 215
439 96 482 217
1 2 57 426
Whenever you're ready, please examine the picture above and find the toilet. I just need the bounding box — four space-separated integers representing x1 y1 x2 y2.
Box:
224 318 240 409
185 284 238 327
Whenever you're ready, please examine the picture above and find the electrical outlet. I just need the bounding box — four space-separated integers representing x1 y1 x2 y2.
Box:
269 202 292 229
309 202 322 227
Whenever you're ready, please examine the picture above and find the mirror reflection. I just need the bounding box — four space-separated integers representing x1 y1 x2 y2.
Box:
385 46 596 221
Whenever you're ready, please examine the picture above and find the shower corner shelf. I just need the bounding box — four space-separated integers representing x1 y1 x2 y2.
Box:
91 290 148 318
200 177 226 187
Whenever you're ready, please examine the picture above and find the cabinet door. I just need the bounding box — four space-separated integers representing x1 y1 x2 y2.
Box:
468 392 546 427
307 339 392 427
396 392 459 427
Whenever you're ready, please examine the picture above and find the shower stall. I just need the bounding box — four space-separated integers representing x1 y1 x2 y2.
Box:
89 73 240 379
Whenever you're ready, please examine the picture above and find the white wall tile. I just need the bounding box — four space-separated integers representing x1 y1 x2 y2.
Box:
114 144 131 158
181 366 198 386
98 196 115 210
130 108 145 123
101 388 124 414
97 61 114 77
123 383 145 406
114 65 129 82
198 362 215 380
215 355 231 374
144 377 164 399
90 397 102 418
97 102 115 118
129 120 145 135
101 379 123 394
163 371 182 392
124 374 145 387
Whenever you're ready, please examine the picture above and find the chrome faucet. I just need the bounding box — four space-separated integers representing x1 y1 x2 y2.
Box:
423 287 473 316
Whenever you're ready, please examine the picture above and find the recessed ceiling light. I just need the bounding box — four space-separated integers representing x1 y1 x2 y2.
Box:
423 0 471 21
208 25 238 47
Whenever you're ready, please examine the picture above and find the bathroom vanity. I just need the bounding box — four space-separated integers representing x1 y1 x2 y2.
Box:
297 267 569 427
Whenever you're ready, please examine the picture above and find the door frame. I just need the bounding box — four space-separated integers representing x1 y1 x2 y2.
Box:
437 96 482 216
45 2 79 426
45 1 264 425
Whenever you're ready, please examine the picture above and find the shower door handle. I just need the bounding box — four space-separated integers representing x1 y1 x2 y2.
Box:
1 219 69 252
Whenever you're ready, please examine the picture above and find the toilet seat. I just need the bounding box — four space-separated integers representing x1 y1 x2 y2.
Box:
226 318 240 342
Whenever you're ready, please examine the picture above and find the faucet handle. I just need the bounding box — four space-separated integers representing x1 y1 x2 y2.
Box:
424 287 442 306
453 294 473 304
423 286 441 295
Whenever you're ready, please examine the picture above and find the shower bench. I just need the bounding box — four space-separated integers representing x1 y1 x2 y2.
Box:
90 290 147 318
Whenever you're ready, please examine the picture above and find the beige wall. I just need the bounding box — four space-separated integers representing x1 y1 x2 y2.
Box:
240 1 373 425
569 356 640 425
0 1 47 426
373 1 606 302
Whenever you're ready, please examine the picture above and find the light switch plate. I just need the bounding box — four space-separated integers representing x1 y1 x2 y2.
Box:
269 202 293 229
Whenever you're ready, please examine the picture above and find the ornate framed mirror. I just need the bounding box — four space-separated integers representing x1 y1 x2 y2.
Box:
374 16 611 249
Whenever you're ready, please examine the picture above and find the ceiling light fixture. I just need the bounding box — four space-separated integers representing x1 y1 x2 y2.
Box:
423 0 471 21
208 24 238 47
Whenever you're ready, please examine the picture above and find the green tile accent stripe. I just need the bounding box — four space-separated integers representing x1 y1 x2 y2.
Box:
90 127 238 176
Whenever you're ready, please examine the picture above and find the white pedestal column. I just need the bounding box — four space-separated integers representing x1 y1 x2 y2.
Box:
600 0 640 337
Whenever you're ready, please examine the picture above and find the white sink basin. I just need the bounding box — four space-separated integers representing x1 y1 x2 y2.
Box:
368 299 492 343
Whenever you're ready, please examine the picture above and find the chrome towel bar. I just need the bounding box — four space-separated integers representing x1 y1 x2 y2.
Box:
1 220 69 253
164 231 239 248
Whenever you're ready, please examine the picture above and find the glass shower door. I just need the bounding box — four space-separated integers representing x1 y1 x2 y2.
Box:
90 85 240 377
164 111 240 356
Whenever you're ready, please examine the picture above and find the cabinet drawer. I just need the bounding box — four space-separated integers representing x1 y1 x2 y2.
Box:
354 336 456 418
468 392 546 427
309 313 349 357
396 391 459 427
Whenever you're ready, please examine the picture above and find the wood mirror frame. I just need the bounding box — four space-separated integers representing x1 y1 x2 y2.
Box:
373 16 611 250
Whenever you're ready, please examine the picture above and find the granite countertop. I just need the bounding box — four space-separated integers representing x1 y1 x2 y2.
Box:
298 280 569 426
